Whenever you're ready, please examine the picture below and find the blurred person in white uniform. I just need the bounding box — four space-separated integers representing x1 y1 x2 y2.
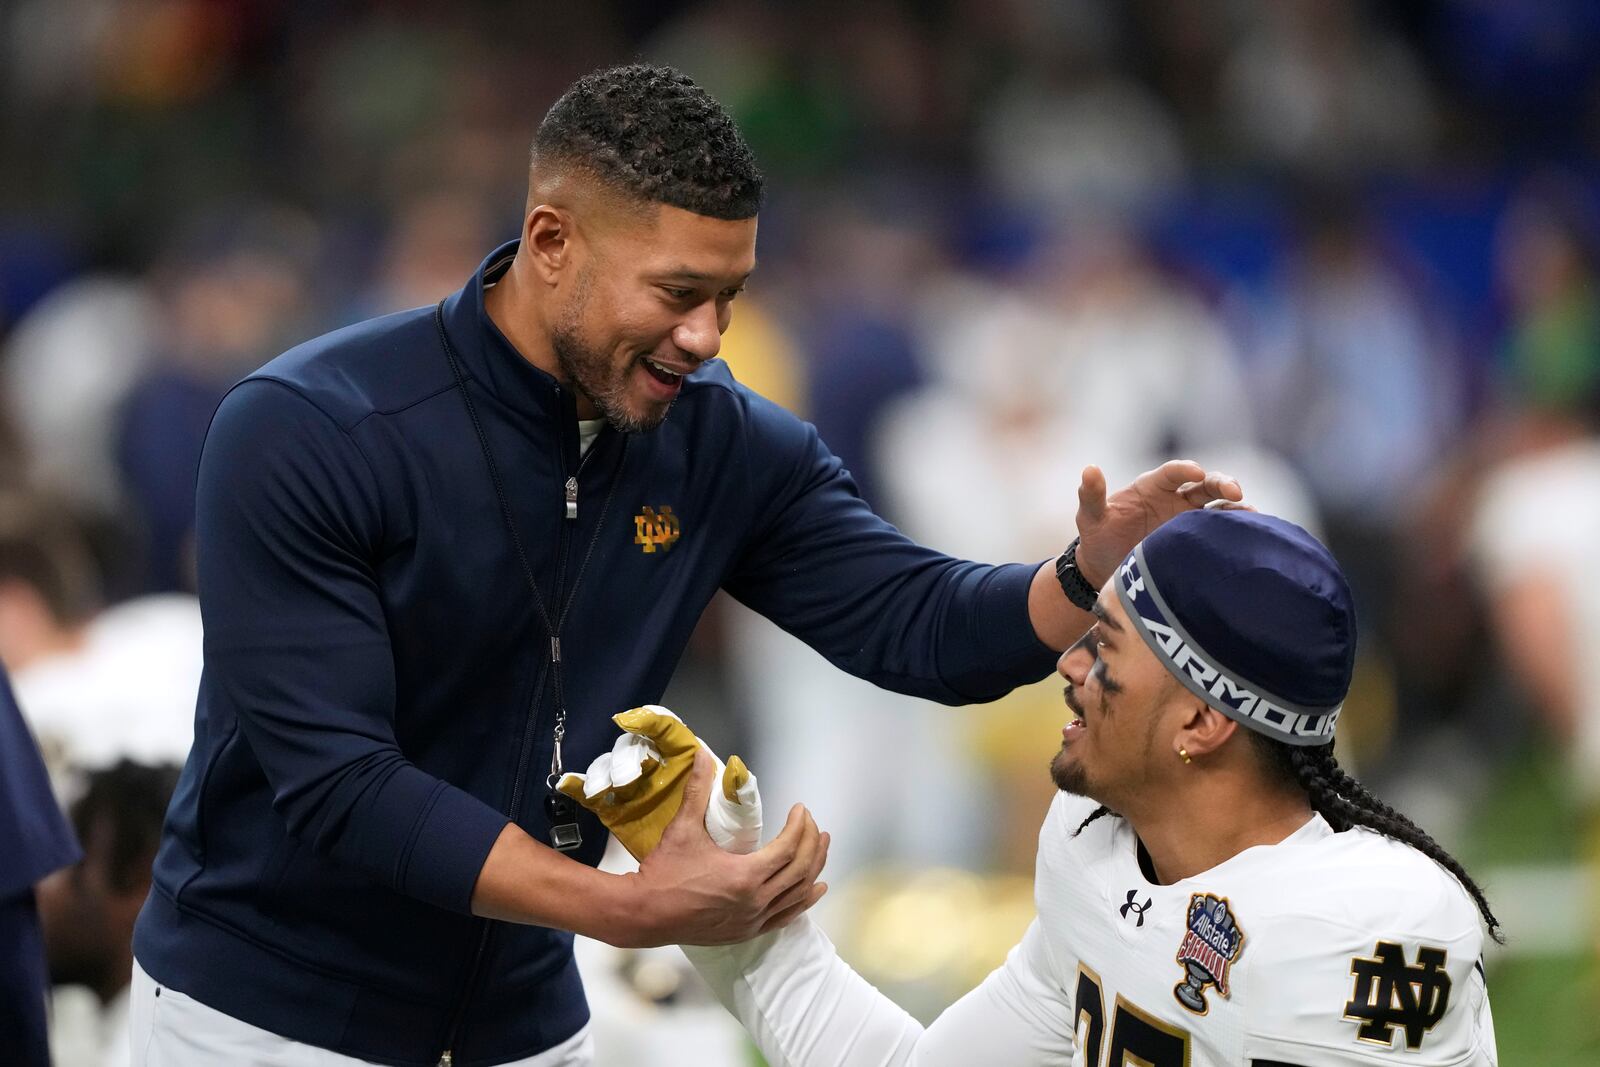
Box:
0 492 199 795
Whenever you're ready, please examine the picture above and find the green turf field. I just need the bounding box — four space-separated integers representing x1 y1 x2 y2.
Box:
1466 740 1600 1064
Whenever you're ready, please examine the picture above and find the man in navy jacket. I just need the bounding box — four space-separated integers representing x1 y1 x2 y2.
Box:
133 64 1243 1066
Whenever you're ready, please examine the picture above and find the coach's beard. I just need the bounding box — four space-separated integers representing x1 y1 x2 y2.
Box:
549 271 675 435
551 327 673 435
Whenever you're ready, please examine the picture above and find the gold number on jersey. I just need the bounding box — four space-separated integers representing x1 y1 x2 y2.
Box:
1075 965 1192 1066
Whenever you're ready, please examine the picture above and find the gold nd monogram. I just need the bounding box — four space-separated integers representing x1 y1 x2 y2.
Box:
633 506 681 554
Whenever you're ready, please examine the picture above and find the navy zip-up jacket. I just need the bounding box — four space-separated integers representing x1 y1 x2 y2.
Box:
134 243 1058 1066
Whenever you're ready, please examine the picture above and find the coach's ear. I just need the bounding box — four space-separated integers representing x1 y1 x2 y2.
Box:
1171 702 1239 763
524 203 573 286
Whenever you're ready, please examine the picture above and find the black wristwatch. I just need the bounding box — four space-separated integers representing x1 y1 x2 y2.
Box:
1054 537 1099 612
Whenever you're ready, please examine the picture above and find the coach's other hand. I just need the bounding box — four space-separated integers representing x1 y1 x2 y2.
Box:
618 749 829 947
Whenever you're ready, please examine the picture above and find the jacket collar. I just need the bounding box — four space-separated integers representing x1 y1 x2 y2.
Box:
438 239 569 419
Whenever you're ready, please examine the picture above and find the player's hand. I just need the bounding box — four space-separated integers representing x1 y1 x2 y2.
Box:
615 749 829 948
556 705 761 857
1074 461 1248 586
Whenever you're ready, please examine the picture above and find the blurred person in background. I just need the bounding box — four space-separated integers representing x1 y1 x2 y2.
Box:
1491 175 1600 421
1219 0 1435 178
786 199 930 510
1250 189 1461 541
0 492 199 796
116 205 321 593
1469 175 1600 817
975 9 1186 226
0 661 80 1067
40 759 180 1067
1 276 158 517
894 225 1258 483
346 190 502 321
1245 188 1467 812
861 224 1316 871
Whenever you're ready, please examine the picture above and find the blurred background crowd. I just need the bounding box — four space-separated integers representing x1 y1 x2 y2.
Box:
3 0 1598 1063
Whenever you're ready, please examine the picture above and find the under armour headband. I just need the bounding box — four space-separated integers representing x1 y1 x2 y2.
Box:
1112 510 1356 746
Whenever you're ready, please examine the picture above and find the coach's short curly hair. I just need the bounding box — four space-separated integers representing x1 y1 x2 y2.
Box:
532 64 764 220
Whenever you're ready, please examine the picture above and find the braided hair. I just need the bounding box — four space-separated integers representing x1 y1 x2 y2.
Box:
1259 735 1503 943
1071 735 1503 944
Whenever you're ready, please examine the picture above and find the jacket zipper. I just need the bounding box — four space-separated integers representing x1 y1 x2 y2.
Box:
436 404 616 1066
564 429 604 521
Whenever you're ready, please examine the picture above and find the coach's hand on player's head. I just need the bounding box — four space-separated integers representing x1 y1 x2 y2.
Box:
617 748 829 948
1073 460 1250 587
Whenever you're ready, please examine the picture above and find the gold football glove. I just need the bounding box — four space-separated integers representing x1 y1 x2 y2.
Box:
555 705 762 859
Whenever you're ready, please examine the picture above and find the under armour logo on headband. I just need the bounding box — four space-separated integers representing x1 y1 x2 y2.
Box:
1116 551 1340 745
1119 557 1146 597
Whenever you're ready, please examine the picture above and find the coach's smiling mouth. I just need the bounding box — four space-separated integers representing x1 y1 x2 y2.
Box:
642 356 687 382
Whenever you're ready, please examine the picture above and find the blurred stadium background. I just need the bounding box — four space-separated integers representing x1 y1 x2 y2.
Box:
3 1 1599 1063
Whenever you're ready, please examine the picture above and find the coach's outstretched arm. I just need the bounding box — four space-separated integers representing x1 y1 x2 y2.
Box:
199 380 822 949
723 392 1243 705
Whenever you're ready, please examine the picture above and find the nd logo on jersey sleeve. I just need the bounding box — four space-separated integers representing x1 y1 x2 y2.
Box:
1343 940 1453 1050
1173 893 1245 1015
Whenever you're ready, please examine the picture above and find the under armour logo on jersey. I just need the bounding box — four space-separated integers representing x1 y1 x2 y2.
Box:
1119 889 1152 927
1343 942 1451 1050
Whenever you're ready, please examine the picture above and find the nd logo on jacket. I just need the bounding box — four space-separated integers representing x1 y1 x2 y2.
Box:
634 506 681 553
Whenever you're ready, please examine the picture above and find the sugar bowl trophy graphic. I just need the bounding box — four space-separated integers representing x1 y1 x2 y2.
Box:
1174 893 1246 1014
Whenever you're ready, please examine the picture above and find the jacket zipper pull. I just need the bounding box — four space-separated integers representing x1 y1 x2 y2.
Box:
565 476 578 520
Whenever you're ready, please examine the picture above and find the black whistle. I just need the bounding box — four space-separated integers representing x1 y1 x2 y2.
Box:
545 792 582 852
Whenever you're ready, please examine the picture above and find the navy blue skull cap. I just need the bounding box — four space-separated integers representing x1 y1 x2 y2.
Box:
1112 509 1356 746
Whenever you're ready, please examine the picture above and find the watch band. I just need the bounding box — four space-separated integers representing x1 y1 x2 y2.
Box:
1054 537 1099 612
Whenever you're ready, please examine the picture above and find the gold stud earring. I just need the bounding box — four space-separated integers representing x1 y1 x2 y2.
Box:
1179 747 1192 764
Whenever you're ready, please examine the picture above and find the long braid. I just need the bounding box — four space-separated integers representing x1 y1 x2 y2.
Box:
1270 738 1504 944
1073 805 1113 836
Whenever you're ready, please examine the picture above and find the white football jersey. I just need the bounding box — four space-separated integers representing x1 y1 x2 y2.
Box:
683 792 1498 1067
1031 792 1497 1066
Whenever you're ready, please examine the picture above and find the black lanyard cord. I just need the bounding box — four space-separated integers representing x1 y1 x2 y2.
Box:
433 301 628 823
